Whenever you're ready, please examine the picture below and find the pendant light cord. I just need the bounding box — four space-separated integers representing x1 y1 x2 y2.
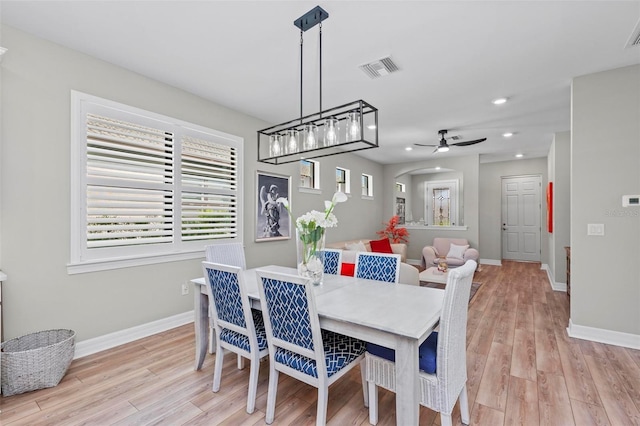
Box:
299 29 303 122
319 22 323 118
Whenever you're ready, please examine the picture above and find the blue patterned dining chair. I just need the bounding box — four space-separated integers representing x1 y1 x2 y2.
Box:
354 252 402 283
201 261 268 414
256 269 367 426
364 260 477 426
322 248 342 275
205 242 247 357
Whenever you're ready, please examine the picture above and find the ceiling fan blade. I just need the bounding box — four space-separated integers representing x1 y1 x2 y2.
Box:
414 143 438 147
451 138 487 147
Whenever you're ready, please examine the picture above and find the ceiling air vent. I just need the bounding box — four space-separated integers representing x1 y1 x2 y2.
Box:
626 19 640 47
359 56 399 79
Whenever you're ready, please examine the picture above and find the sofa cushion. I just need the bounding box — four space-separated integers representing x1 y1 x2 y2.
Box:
447 243 469 260
345 241 367 252
370 238 393 254
433 237 469 257
341 262 355 276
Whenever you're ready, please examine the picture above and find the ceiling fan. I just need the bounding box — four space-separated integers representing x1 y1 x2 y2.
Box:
415 129 487 153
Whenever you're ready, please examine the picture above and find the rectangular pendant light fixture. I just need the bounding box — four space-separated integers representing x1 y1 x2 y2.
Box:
257 6 379 165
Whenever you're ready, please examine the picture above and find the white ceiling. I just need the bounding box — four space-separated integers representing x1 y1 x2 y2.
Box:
1 1 639 164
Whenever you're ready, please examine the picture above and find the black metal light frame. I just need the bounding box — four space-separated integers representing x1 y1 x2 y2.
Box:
257 6 379 165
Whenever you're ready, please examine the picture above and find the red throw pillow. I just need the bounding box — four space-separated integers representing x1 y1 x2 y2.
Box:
341 263 355 276
370 238 393 254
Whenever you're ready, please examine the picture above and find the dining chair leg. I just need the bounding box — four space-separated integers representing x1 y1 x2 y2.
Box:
316 385 329 426
246 355 260 414
265 365 279 424
367 381 379 425
360 360 369 408
237 354 245 369
208 325 215 354
212 343 224 392
459 383 470 425
440 412 453 426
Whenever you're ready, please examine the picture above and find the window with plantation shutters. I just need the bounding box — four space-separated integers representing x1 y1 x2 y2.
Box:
70 91 243 274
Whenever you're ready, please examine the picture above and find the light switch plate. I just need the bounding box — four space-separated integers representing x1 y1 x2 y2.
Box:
587 223 605 236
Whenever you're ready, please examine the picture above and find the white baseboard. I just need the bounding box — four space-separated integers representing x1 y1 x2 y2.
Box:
480 258 502 266
542 264 567 292
74 311 194 359
567 319 640 350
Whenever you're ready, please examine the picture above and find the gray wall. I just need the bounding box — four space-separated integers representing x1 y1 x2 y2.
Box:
384 155 480 262
478 158 549 263
571 64 640 335
0 26 383 341
547 131 571 285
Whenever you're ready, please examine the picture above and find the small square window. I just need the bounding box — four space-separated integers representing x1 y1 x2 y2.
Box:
362 173 373 197
395 182 406 192
336 167 350 194
300 159 320 189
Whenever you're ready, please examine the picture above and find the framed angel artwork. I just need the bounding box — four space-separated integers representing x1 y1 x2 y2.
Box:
255 171 291 242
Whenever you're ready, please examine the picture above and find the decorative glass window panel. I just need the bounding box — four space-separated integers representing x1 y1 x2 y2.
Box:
425 179 459 226
432 188 451 226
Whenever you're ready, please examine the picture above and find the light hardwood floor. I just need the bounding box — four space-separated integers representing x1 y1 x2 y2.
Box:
2 261 639 425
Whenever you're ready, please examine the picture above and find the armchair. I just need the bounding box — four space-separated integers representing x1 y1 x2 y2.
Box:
422 237 479 268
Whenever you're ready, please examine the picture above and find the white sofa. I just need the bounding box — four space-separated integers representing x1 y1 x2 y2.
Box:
325 238 418 286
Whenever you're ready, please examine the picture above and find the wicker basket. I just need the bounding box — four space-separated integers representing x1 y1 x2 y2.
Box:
1 329 76 396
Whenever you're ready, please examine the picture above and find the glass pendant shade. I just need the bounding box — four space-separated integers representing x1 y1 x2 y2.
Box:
346 112 360 142
323 117 339 146
286 129 299 154
269 134 282 157
303 124 318 150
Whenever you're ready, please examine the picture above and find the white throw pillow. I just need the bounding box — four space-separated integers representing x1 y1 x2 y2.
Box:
345 241 367 252
448 243 469 260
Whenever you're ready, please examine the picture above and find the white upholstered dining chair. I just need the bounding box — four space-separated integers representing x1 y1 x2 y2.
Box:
205 242 247 269
201 261 269 414
256 269 367 426
364 260 477 426
354 252 401 283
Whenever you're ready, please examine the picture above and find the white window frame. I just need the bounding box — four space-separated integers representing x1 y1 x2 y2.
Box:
425 179 459 226
362 173 374 199
395 182 406 193
336 167 350 194
299 159 321 192
69 91 243 274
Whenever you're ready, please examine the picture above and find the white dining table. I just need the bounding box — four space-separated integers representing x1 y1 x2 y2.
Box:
191 265 444 426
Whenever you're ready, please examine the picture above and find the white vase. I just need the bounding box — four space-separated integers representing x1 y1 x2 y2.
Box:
296 227 325 285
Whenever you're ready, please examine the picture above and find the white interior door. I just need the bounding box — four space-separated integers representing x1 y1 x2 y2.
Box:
501 176 541 262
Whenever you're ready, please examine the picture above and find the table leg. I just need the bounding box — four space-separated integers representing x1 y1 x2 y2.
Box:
194 284 209 370
394 338 420 425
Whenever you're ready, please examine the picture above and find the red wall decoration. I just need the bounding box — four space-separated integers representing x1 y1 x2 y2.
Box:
546 182 553 233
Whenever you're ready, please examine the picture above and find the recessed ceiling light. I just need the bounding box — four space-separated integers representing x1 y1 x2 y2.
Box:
405 146 412 151
492 97 508 105
502 132 513 138
367 124 376 129
515 153 524 158
435 166 441 170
